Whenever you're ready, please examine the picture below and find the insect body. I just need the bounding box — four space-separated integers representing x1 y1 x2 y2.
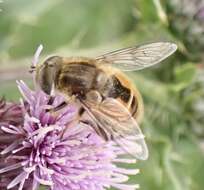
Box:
54 58 142 119
34 42 177 160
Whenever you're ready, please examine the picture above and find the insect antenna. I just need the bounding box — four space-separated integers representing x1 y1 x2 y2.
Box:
29 65 36 73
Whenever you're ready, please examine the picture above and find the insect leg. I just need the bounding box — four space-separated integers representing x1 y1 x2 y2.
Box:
46 95 73 112
50 101 68 112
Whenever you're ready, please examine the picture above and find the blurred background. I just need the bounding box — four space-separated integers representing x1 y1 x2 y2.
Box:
0 0 204 189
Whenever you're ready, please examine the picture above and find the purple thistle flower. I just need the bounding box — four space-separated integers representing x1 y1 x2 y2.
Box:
0 98 23 189
0 98 23 127
0 45 142 190
0 80 140 190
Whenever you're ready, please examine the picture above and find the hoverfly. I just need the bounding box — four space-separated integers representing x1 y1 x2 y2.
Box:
32 42 177 160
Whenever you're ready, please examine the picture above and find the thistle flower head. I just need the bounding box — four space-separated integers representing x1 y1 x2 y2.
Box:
0 98 23 189
167 0 204 59
0 47 140 190
0 98 22 127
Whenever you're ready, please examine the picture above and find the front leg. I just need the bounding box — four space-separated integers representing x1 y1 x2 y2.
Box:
45 100 68 113
51 101 68 112
45 95 69 113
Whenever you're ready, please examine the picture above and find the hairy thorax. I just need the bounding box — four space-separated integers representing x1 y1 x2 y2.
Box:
56 59 113 99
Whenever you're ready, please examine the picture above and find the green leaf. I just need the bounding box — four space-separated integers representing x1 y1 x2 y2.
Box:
172 63 196 91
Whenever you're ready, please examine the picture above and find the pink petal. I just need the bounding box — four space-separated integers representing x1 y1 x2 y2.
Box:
32 44 43 67
0 163 22 174
7 171 28 189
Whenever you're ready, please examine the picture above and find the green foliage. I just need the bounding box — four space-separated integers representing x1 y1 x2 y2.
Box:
0 0 204 189
173 63 196 91
0 0 135 59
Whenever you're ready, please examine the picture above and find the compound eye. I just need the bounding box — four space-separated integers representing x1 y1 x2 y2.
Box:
44 56 60 67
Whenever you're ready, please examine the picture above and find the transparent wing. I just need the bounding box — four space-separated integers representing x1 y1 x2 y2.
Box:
80 97 148 160
96 42 177 71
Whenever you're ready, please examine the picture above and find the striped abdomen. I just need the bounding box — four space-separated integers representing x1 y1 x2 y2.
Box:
108 74 143 122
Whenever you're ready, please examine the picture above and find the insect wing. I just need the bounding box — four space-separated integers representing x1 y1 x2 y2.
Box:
81 98 149 160
96 42 177 71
